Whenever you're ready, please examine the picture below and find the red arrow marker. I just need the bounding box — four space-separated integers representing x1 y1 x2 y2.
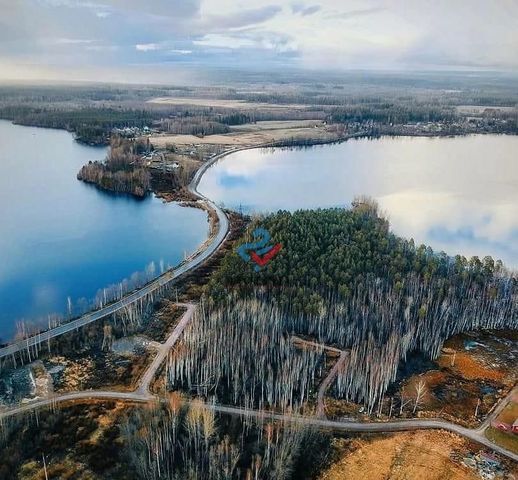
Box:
250 243 282 268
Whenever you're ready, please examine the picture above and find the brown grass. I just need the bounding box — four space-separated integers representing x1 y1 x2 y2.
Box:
150 123 338 148
438 351 505 382
318 431 482 480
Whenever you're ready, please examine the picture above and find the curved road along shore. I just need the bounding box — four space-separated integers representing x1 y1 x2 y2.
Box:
0 150 232 360
0 147 517 464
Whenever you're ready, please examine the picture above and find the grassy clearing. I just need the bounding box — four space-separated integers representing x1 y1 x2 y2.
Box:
486 427 518 455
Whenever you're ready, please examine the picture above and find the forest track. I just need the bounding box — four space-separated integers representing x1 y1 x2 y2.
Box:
316 350 348 417
136 302 195 395
0 302 196 417
0 302 516 463
2 392 517 463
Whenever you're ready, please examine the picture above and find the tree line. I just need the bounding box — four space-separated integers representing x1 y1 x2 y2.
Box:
77 136 152 197
0 105 161 145
192 202 518 411
123 397 325 480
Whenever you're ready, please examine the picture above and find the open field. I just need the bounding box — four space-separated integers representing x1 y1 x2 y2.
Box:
318 431 517 480
486 426 518 456
147 96 309 109
150 121 339 147
487 401 518 454
391 330 518 427
229 119 325 131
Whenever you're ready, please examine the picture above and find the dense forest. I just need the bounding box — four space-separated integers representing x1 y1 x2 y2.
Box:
0 105 161 145
166 202 518 412
208 200 504 313
168 298 324 411
77 136 152 197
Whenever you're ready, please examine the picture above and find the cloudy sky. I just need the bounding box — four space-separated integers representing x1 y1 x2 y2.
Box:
1 0 517 82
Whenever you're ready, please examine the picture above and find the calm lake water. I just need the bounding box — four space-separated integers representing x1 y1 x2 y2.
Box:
199 134 518 268
0 120 208 341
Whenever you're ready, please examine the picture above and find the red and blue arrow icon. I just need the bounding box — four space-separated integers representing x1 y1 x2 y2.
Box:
237 227 282 271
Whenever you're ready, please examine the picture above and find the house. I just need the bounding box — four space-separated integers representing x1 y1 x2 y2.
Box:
512 418 518 434
495 422 510 432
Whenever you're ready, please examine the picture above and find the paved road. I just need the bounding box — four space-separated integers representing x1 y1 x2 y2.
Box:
1 147 517 464
0 150 231 360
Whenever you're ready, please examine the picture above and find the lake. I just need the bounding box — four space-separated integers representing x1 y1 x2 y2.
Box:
0 120 208 341
199 134 518 268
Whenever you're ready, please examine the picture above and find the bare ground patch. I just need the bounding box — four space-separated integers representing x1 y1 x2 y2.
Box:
318 430 516 480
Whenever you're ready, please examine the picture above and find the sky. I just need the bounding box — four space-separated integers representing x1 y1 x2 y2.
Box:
1 0 517 83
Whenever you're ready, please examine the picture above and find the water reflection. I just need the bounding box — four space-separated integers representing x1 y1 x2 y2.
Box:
0 120 208 340
199 135 518 267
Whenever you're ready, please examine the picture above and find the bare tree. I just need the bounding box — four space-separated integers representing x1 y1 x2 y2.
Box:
412 379 427 414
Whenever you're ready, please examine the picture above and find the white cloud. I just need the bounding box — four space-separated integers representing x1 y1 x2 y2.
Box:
85 44 118 52
1 0 518 80
52 38 95 45
136 43 161 52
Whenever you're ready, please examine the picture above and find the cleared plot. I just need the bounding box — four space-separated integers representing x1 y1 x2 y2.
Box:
318 431 510 480
486 426 518 455
147 96 308 109
486 402 518 454
150 123 337 147
392 331 518 427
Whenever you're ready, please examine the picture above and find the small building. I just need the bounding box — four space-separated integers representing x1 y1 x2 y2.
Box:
512 418 518 434
495 422 510 432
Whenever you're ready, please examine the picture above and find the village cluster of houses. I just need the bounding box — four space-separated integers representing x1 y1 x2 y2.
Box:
112 126 157 137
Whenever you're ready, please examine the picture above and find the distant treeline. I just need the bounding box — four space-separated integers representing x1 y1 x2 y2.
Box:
328 104 456 124
0 105 161 145
0 82 516 148
77 136 152 197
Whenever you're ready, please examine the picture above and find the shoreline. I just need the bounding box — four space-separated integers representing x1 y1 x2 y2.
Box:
2 124 517 351
0 129 234 356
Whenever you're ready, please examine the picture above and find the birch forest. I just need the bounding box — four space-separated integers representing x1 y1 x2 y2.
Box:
169 203 518 412
122 395 320 480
